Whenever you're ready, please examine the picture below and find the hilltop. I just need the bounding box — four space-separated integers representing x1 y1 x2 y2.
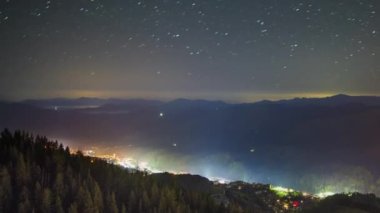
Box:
1 129 380 212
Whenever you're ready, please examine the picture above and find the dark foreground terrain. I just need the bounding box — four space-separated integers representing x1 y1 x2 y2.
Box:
1 129 379 213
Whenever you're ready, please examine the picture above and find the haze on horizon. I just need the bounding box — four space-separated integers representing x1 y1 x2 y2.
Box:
2 90 375 103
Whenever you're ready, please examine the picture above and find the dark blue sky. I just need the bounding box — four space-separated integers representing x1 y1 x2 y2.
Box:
0 0 378 101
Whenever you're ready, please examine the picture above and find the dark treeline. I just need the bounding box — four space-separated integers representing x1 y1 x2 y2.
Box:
0 129 242 213
2 129 380 213
303 193 380 213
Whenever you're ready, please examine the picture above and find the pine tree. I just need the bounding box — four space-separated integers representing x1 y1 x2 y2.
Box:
121 203 127 213
77 186 94 213
142 189 151 212
53 172 64 196
16 154 28 187
54 195 65 213
0 167 12 212
151 182 159 205
128 190 137 212
68 202 79 213
34 182 43 212
106 191 118 213
17 186 31 213
92 180 104 212
42 188 52 213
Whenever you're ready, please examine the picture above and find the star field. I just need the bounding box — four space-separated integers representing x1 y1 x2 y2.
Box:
0 0 378 101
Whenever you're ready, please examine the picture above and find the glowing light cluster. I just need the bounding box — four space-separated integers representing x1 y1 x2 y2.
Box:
270 185 295 193
209 176 231 184
316 191 336 198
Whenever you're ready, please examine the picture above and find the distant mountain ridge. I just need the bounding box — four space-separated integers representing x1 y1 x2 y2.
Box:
274 94 380 107
20 94 380 109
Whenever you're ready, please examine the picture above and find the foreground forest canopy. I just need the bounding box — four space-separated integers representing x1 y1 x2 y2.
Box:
1 129 380 213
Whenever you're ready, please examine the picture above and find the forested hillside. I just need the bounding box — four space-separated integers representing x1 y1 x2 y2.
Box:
0 129 236 213
2 129 380 213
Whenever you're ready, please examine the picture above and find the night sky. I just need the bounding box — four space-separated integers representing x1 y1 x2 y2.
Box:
0 0 378 101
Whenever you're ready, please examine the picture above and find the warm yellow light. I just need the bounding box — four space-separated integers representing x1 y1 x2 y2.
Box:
283 203 289 210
